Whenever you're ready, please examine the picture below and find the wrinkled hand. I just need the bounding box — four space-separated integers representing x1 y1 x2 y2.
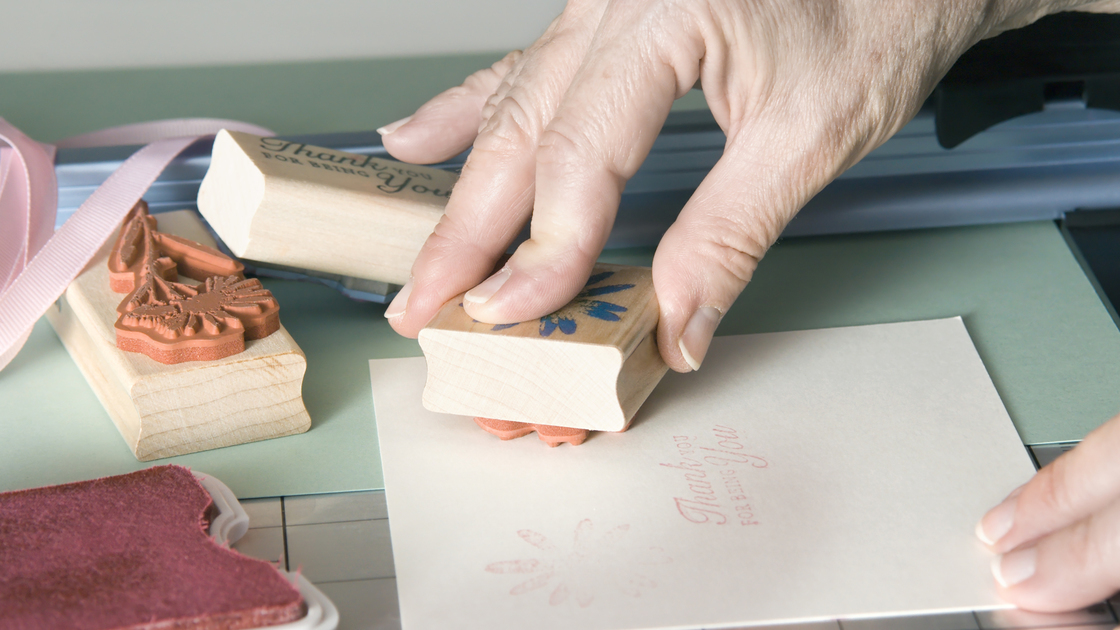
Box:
977 411 1120 610
380 0 1107 374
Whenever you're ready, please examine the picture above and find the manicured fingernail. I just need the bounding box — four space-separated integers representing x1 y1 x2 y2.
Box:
678 306 722 371
464 268 511 304
992 547 1036 588
377 116 412 136
976 494 1018 545
384 279 413 319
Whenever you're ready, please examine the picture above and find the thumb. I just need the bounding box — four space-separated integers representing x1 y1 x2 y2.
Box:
653 136 819 373
989 495 1120 612
979 413 1120 554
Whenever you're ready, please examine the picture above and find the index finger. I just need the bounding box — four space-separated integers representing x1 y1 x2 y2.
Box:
978 412 1120 553
461 2 702 324
385 5 606 338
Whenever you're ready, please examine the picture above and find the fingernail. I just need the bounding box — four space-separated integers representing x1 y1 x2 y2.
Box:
976 494 1019 545
992 547 1036 588
678 306 722 371
464 268 511 304
377 116 412 136
384 279 413 319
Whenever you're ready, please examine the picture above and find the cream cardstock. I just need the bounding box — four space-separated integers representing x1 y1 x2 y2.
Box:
370 318 1035 630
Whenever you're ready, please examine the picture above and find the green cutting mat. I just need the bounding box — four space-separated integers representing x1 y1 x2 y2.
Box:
2 221 1118 498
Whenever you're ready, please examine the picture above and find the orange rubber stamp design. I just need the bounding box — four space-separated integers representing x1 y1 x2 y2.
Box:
108 202 281 364
473 417 590 447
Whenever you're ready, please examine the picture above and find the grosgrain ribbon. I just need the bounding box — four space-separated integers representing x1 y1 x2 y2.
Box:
0 118 275 371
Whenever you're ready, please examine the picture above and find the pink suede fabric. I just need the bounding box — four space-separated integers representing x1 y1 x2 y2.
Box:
0 465 305 629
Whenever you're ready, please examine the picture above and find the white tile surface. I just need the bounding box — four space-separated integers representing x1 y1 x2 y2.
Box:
230 526 285 569
840 612 979 630
266 488 1118 630
317 578 401 630
240 497 284 528
285 491 388 526
976 603 1115 629
286 519 395 583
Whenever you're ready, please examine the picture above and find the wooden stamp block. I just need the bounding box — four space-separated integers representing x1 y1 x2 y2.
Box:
418 264 668 432
197 130 458 286
46 209 311 461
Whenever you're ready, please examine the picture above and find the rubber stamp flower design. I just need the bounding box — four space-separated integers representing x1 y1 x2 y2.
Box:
489 271 636 337
109 202 280 364
485 519 670 608
120 275 279 341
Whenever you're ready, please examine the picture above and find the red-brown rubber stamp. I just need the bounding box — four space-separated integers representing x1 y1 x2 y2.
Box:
109 202 280 364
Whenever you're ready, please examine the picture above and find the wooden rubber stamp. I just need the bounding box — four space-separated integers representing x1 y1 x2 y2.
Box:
197 130 458 286
419 264 668 433
47 206 311 461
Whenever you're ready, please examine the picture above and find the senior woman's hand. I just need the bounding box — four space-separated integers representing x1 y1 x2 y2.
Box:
380 0 1115 369
380 0 1116 371
381 0 1120 610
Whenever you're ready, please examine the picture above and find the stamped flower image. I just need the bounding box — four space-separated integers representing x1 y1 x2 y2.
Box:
485 519 670 608
538 270 634 336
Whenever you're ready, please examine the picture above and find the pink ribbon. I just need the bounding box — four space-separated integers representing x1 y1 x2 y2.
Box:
0 118 275 371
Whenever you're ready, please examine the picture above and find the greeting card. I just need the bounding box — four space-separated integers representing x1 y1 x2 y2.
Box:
370 318 1034 629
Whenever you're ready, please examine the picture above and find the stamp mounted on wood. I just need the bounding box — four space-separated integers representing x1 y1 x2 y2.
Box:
197 130 459 286
419 263 669 434
109 203 280 364
47 205 311 461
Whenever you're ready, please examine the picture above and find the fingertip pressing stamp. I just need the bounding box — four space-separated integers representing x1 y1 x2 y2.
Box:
419 264 669 438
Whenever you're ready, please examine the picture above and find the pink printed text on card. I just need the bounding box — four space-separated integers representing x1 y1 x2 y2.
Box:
660 424 768 526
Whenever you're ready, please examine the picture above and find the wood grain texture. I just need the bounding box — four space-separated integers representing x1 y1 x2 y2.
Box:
197 130 458 285
418 264 668 432
46 210 311 461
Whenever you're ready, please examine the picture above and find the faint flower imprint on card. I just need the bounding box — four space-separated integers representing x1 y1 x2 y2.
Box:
485 519 671 608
